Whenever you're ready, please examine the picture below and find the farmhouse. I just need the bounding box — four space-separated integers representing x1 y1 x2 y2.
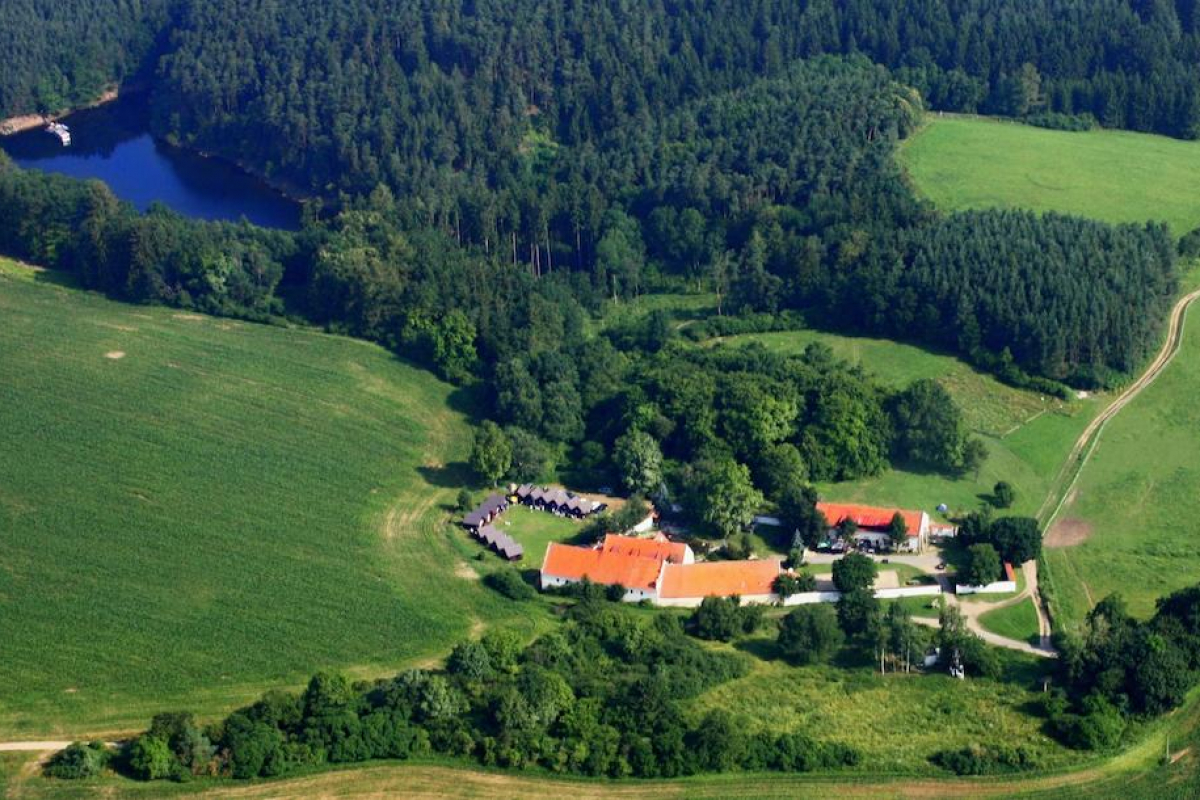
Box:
540 534 779 606
816 502 931 553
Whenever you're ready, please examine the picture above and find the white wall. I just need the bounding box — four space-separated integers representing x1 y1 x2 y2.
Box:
956 580 1017 595
653 592 776 609
875 585 942 599
780 591 843 606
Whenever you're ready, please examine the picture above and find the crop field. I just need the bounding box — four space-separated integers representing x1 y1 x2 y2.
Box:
0 259 549 737
1044 303 1200 624
978 599 1040 644
709 328 1100 521
901 115 1200 236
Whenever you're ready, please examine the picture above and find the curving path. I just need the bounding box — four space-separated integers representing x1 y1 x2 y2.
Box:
1038 286 1200 526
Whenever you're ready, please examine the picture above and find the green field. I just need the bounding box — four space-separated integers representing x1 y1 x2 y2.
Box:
690 653 1071 772
978 599 1041 644
901 115 1200 236
0 259 549 737
710 328 1100 521
1045 302 1200 623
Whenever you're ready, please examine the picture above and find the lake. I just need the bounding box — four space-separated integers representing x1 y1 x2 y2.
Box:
1 99 301 230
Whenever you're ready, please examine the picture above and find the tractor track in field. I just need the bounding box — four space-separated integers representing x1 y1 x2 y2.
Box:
1033 286 1200 628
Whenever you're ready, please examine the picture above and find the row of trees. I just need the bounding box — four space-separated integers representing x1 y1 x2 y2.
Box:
52 601 862 782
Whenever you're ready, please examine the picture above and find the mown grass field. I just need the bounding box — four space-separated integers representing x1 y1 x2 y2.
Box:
978 599 1041 644
489 505 583 568
1044 301 1200 623
708 328 1100 521
901 115 1200 236
0 259 550 738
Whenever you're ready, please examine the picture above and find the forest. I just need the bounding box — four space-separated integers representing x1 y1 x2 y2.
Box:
0 1 1185 545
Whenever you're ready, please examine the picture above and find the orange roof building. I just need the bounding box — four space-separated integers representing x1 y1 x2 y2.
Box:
601 533 693 564
658 559 780 604
817 502 931 552
540 536 776 606
541 542 664 600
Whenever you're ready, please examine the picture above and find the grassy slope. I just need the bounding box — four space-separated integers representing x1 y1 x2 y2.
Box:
0 259 549 737
978 599 1041 644
1045 303 1200 622
709 329 1100 520
901 115 1200 236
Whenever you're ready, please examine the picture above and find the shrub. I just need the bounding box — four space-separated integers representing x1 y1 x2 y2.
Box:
43 742 109 779
930 743 1038 775
484 569 536 601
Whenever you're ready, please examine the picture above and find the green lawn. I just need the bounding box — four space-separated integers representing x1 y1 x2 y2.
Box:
978 599 1041 644
488 504 584 568
0 259 549 737
1044 301 1200 624
901 114 1200 236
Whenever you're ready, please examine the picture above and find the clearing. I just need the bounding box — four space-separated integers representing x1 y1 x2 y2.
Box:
901 114 1200 236
0 259 548 738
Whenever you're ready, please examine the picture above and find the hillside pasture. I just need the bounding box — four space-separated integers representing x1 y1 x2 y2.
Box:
0 259 546 737
1044 303 1200 624
901 115 1200 236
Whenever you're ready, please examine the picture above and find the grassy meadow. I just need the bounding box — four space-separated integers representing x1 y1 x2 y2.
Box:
1044 301 1200 623
489 504 583 568
0 259 551 737
901 115 1200 236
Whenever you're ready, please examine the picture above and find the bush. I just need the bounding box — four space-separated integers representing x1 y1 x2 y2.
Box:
484 569 536 601
43 742 109 779
930 743 1038 775
1023 111 1097 131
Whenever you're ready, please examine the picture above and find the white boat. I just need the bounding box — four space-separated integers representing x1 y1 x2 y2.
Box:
45 122 71 146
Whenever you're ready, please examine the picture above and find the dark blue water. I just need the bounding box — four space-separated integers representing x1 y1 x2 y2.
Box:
1 99 300 230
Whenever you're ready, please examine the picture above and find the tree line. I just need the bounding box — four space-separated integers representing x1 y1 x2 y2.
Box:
47 600 861 782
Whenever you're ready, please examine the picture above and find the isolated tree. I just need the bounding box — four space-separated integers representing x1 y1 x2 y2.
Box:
691 596 744 642
963 543 1002 587
613 429 664 495
988 516 1042 564
888 512 908 549
778 605 844 664
992 481 1016 509
832 552 876 593
837 587 880 638
506 426 556 483
836 516 858 541
470 421 512 486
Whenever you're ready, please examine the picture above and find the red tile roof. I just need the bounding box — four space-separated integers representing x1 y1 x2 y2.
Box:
817 502 924 538
658 560 780 600
601 533 689 564
542 542 663 591
1004 562 1016 582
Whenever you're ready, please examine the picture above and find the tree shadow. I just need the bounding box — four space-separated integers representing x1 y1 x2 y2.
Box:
417 460 474 493
734 636 782 662
976 492 1001 508
31 268 80 289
